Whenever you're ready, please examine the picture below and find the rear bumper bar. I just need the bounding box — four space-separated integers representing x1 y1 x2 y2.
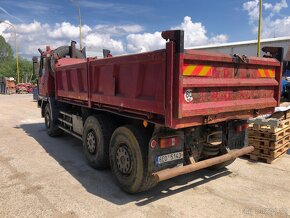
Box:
153 146 254 182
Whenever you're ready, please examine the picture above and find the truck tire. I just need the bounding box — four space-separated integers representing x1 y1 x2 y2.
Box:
82 115 115 169
44 104 63 137
49 46 85 77
109 125 157 193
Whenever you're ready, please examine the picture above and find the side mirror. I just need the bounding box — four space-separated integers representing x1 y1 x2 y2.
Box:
32 56 39 76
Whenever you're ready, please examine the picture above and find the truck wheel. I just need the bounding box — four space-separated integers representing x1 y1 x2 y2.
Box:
82 115 115 169
44 104 63 137
109 125 157 193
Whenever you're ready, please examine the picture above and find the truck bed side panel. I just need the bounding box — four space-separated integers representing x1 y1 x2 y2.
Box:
88 50 166 115
55 59 89 104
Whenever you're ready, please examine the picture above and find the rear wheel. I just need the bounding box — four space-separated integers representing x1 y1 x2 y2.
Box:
44 104 63 137
109 125 157 193
82 115 115 169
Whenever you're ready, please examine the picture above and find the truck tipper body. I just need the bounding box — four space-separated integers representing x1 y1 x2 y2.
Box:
35 30 282 193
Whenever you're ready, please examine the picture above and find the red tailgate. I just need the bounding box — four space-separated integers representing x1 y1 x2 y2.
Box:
176 50 281 127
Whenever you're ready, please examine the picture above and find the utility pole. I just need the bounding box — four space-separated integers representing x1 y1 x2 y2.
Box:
257 0 262 57
70 0 83 50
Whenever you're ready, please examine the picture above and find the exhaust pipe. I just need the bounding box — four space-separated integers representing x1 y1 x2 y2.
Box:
153 146 254 182
70 41 77 58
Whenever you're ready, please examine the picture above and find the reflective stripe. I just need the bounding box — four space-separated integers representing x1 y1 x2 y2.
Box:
258 69 275 78
183 65 212 77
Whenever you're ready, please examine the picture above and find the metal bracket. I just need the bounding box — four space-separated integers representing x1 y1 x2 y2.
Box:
262 46 284 62
233 54 249 64
161 30 184 53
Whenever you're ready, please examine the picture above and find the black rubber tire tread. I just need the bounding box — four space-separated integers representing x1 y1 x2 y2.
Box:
109 125 157 194
49 46 85 77
44 104 63 137
82 115 115 169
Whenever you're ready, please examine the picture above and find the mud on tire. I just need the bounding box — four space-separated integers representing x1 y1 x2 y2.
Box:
109 125 157 194
44 104 63 137
82 115 115 169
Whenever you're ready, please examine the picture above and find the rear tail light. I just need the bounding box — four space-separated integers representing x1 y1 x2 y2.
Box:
160 137 180 149
235 124 248 133
235 125 242 133
242 124 249 131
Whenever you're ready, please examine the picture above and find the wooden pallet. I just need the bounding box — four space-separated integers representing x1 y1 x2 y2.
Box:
248 125 290 141
248 143 290 164
248 135 290 149
251 141 290 156
249 119 290 133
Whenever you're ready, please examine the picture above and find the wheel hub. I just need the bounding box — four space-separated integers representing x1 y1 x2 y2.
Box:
87 131 96 154
116 145 132 175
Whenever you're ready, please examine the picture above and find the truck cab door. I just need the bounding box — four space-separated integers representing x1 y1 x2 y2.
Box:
38 57 48 97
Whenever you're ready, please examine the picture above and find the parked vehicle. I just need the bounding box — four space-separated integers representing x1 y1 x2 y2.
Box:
34 30 282 193
16 83 35 94
0 77 16 94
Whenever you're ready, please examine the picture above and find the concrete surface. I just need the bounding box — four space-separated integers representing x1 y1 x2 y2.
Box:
0 94 289 218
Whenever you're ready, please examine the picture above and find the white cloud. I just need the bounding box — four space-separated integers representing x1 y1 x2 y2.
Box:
126 16 228 53
243 0 290 38
262 16 290 38
0 20 138 57
85 33 124 54
48 22 86 39
126 31 164 53
94 24 143 35
267 0 287 13
173 16 228 47
1 16 228 58
243 0 260 22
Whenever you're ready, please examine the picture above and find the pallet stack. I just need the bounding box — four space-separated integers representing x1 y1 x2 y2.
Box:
247 111 290 163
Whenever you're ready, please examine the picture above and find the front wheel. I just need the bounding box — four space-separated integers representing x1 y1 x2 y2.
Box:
82 115 115 169
109 125 157 193
44 104 63 137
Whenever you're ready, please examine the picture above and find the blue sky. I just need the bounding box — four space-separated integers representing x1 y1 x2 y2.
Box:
1 0 290 58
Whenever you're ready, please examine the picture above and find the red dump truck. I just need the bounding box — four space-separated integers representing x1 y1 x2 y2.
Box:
34 30 282 193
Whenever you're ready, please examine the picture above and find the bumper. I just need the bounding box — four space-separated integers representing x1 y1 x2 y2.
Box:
153 146 254 182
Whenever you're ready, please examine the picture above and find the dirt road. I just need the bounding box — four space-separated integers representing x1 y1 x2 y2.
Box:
0 94 289 218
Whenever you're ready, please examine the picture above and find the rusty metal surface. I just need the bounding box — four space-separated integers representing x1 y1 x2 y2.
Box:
153 146 254 182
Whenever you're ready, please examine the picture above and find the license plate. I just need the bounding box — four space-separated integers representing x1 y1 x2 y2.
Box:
156 152 184 165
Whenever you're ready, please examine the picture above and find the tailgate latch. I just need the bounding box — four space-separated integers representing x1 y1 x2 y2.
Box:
232 54 248 64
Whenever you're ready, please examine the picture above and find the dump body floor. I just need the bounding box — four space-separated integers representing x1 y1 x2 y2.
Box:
0 94 289 218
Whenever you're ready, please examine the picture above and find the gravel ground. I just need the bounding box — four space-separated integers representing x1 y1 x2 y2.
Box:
0 94 289 218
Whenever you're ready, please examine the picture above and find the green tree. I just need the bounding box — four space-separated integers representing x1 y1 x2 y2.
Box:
0 35 36 84
0 35 13 59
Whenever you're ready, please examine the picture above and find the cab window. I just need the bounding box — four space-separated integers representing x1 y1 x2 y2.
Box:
39 57 46 77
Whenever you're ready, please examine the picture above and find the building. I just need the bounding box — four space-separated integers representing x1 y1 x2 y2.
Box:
190 36 290 60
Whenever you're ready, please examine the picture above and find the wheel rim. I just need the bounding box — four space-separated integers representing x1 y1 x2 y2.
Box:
116 144 132 175
45 113 50 128
86 131 96 154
